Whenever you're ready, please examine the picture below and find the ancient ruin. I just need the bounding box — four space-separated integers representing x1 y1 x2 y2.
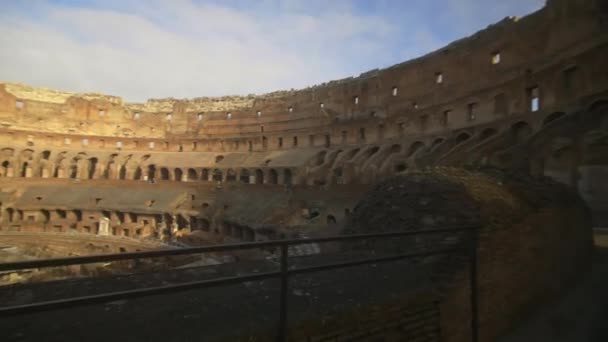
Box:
0 0 607 340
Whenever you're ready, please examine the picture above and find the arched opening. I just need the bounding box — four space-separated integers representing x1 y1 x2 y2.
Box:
315 151 327 166
147 164 156 181
41 210 50 223
41 151 51 160
240 169 250 183
69 164 78 179
174 168 183 181
255 169 264 184
543 112 566 126
407 142 424 157
73 210 82 221
6 208 15 222
88 158 97 179
1 161 9 177
394 163 407 173
133 167 142 180
432 138 445 149
511 121 532 144
345 148 360 161
212 169 222 182
57 209 67 219
587 100 608 113
479 128 498 141
215 155 224 163
21 161 28 177
268 169 278 184
187 168 197 181
197 218 210 231
160 168 169 180
364 146 380 159
201 168 209 181
118 165 127 180
226 169 237 182
455 132 471 145
327 215 337 225
284 169 293 185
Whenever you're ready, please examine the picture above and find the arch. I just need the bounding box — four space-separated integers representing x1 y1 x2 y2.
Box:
315 151 327 166
239 169 250 183
364 146 380 158
394 163 407 173
587 100 608 129
543 112 566 126
21 161 28 177
6 208 15 222
187 168 197 181
174 168 183 181
201 168 209 181
345 148 360 161
432 138 445 149
118 165 127 180
284 169 293 185
147 164 156 181
73 210 82 221
455 132 471 144
254 169 264 184
511 121 532 144
212 168 223 182
69 164 78 179
407 141 424 157
41 150 51 160
133 167 143 180
160 168 170 180
268 169 278 184
587 99 608 113
88 158 98 179
226 169 237 182
41 210 50 223
327 215 337 225
1 160 9 177
479 128 498 141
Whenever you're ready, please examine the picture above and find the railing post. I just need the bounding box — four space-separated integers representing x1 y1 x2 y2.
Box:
470 229 479 342
277 244 289 342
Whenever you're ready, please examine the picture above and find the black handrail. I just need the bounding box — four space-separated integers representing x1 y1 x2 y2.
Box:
0 225 479 342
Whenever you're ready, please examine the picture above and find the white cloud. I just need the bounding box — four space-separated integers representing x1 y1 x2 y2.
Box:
0 0 543 102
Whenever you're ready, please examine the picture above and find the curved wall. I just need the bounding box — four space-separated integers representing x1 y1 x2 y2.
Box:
0 0 605 153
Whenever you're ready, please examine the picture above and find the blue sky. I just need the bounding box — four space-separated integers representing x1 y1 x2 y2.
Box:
0 0 544 101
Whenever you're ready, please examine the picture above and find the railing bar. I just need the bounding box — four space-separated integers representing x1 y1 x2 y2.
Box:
287 248 463 276
277 244 289 342
0 247 464 316
0 270 281 316
0 226 477 271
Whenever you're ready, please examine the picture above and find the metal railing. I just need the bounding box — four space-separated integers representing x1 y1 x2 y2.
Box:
0 226 479 342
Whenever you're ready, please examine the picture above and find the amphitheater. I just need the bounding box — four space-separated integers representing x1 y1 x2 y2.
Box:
1 0 607 341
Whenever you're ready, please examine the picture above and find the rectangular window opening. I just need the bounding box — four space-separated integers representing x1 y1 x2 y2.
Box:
468 103 477 121
528 87 540 112
491 51 501 65
435 72 443 84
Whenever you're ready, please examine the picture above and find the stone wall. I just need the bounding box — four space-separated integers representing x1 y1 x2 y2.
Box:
341 168 593 341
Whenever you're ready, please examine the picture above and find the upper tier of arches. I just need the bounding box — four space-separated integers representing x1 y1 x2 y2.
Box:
0 0 605 149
